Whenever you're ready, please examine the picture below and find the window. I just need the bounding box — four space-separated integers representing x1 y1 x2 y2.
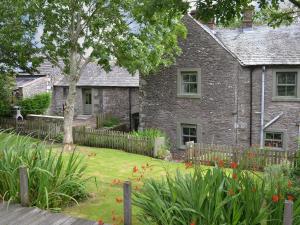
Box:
276 72 297 97
63 87 69 98
182 72 198 94
264 131 283 149
181 124 197 145
273 70 300 100
177 68 201 98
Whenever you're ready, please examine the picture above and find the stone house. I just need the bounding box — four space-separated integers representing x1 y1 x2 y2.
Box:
51 63 139 129
140 13 300 154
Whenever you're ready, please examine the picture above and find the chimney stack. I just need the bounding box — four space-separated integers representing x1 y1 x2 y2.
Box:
242 6 254 29
190 10 215 30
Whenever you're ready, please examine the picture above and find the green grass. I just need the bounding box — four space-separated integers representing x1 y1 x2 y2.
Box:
60 146 189 224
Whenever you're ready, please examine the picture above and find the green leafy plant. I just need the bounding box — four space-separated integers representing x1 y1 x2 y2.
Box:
103 116 120 128
18 93 51 116
133 165 300 225
0 133 90 210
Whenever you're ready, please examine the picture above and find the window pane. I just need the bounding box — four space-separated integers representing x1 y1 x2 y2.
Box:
277 86 286 96
189 127 197 136
182 74 190 82
277 73 286 84
265 132 273 139
183 84 190 93
182 124 197 145
189 75 197 82
189 84 198 93
286 86 296 96
273 133 282 140
286 73 296 84
183 136 190 144
190 136 197 143
183 127 190 135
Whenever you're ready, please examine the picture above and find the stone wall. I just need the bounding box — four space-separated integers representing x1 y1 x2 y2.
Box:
140 15 242 152
51 86 139 126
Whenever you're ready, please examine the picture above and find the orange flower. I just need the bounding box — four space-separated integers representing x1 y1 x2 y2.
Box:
112 215 116 221
218 160 224 168
133 166 138 173
190 221 196 225
272 195 279 203
142 165 146 170
251 188 257 193
232 173 238 180
116 197 123 203
98 219 104 225
185 162 193 169
288 180 292 188
230 162 238 169
228 188 235 196
287 195 294 201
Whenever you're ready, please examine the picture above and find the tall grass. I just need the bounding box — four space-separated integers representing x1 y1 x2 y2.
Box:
133 166 300 225
0 133 90 210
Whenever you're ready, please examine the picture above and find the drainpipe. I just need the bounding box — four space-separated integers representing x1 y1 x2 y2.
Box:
259 66 266 149
249 67 254 147
129 88 132 131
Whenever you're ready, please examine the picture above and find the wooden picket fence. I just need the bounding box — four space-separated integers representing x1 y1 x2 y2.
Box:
0 117 63 141
73 126 155 156
186 142 298 170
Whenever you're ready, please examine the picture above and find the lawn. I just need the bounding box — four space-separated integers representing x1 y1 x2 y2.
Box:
60 145 190 225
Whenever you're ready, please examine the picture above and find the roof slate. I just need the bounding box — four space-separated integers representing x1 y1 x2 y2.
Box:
54 63 139 87
214 23 300 66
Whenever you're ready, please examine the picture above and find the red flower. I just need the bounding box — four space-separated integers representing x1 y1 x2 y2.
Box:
133 166 138 173
218 160 224 168
232 173 238 180
190 221 196 225
272 195 279 203
185 162 193 169
287 195 295 201
116 197 123 203
98 219 104 225
228 188 235 196
230 162 238 169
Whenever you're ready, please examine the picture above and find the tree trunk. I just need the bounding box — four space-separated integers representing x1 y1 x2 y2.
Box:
63 51 79 151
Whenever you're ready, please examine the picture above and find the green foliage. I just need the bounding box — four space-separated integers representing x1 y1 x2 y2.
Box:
0 133 90 210
134 166 300 225
0 73 15 117
0 1 42 73
103 116 120 128
18 93 51 116
195 0 300 27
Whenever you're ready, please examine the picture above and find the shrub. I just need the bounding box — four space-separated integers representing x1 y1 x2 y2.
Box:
18 93 51 116
0 133 90 210
103 116 120 127
0 73 15 117
133 166 300 225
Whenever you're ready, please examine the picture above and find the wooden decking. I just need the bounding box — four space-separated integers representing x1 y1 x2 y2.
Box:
0 202 99 225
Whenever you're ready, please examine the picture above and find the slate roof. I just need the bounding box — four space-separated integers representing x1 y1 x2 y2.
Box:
16 76 45 88
19 60 59 76
215 23 300 66
54 63 139 87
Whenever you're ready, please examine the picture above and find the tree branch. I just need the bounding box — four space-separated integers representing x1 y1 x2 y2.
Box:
289 0 300 8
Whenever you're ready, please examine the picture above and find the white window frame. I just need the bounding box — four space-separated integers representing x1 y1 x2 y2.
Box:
264 130 286 151
177 120 201 149
177 68 201 98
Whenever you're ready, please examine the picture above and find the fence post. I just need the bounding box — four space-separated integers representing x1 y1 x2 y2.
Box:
19 166 29 207
153 137 165 157
123 181 132 225
283 200 293 225
185 141 195 162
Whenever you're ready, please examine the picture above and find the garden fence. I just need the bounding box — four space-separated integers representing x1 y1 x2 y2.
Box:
73 126 155 156
186 142 298 170
0 117 63 141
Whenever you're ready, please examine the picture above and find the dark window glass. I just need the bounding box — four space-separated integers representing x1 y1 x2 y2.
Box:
181 72 198 94
276 72 297 97
182 124 197 145
264 132 283 149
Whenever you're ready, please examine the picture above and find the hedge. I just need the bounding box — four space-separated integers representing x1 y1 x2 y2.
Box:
18 93 51 116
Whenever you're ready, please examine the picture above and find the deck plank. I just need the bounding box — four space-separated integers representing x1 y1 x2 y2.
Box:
0 203 99 225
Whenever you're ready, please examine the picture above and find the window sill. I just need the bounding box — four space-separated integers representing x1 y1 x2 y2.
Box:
272 97 300 102
178 145 187 150
177 94 201 99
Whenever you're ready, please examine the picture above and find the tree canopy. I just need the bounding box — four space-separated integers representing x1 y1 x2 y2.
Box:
194 0 300 27
0 1 41 73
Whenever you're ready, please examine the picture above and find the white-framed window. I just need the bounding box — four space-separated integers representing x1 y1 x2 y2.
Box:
177 68 201 98
273 69 300 100
264 131 283 149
